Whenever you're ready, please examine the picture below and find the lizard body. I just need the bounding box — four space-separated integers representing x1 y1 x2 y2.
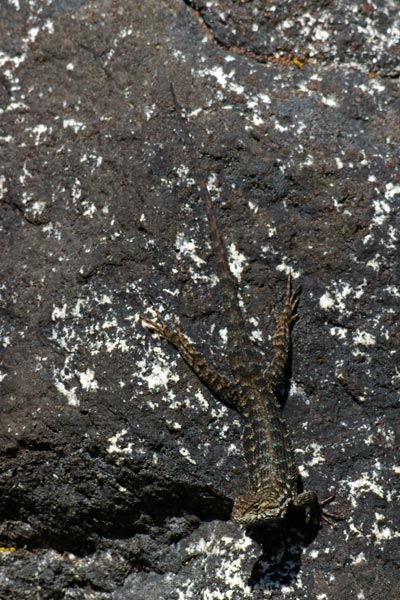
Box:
143 86 336 527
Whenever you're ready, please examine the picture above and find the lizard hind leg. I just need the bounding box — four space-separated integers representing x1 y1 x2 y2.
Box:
141 308 239 408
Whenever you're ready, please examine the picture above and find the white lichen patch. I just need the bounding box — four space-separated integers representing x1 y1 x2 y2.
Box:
82 201 97 218
30 200 47 215
366 253 381 271
175 231 206 268
51 303 68 320
371 197 391 226
350 552 367 565
78 368 98 391
319 279 366 314
63 118 85 133
218 327 228 346
178 445 197 465
295 442 327 468
107 429 134 455
51 293 134 355
353 330 376 347
144 103 156 120
98 294 112 305
330 326 348 340
165 419 182 432
209 400 230 421
54 378 78 407
385 182 400 199
136 350 180 393
71 178 82 202
346 472 385 509
195 65 277 132
19 162 32 185
371 512 400 542
0 175 8 199
361 181 399 247
80 151 103 172
200 65 235 89
30 123 49 145
183 524 256 599
175 163 194 185
206 172 222 195
248 316 263 344
227 243 247 281
227 441 241 457
49 288 148 407
276 261 301 279
192 389 209 413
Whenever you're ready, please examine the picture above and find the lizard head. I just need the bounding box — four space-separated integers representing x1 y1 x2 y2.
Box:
231 488 292 526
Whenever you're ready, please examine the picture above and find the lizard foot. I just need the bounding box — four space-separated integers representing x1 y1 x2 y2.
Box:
319 493 346 528
271 274 300 327
141 305 190 352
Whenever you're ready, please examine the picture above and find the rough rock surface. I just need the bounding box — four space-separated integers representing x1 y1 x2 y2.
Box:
0 0 399 598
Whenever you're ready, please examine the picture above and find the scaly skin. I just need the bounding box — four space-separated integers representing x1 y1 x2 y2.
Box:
142 86 341 527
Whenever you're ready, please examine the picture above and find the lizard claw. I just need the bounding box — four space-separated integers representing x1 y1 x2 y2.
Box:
319 493 345 529
271 304 279 323
141 315 166 338
286 274 301 312
141 305 185 347
141 304 174 340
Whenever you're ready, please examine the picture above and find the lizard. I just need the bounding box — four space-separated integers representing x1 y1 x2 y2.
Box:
142 84 338 527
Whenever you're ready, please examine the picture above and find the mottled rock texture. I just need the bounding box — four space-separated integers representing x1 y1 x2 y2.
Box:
0 0 399 598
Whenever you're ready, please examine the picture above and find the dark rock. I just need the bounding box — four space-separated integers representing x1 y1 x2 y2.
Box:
0 0 399 598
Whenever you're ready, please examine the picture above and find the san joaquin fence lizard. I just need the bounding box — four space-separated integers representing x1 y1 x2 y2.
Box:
142 85 339 528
